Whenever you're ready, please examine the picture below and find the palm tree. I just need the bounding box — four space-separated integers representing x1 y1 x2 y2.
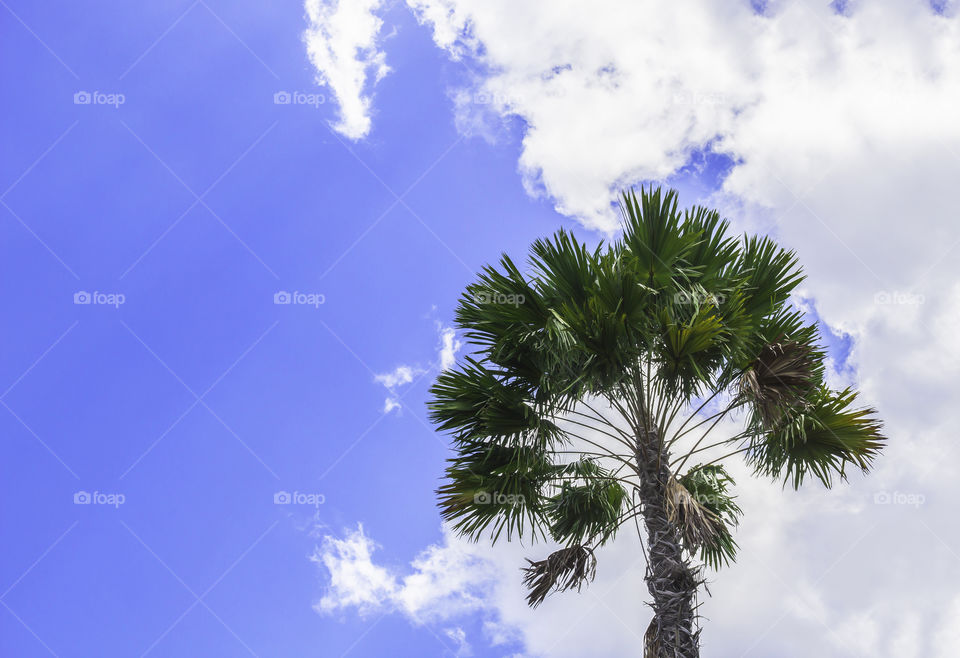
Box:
427 187 884 657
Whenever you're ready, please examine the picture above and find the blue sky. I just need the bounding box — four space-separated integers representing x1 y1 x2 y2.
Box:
0 2 591 655
4 1 960 657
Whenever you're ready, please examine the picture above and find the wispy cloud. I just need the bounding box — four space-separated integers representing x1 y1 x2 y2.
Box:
374 364 425 413
373 322 460 413
303 0 391 139
436 322 461 371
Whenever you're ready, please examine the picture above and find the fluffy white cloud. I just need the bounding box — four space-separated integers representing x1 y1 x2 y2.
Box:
313 523 500 621
406 0 960 232
312 523 506 655
933 595 960 657
443 627 471 656
303 0 391 139
313 519 651 657
313 524 397 615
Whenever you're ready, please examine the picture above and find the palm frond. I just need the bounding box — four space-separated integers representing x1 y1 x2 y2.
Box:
669 464 742 569
546 477 626 546
428 358 561 448
619 187 698 289
655 304 727 397
436 442 554 543
680 205 740 288
521 545 597 608
665 477 722 549
736 236 805 323
748 387 885 489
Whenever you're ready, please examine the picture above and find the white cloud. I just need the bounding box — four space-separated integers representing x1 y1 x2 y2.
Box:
373 322 459 412
436 322 461 371
406 0 960 232
312 524 397 615
443 626 471 656
374 364 425 413
313 518 652 657
382 397 402 414
933 595 960 657
373 364 420 389
303 0 391 139
312 523 506 653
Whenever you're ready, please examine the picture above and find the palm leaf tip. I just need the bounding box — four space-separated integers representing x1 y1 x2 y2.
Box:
521 545 597 608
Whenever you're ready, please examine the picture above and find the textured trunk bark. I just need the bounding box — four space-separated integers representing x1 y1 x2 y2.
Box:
636 429 701 658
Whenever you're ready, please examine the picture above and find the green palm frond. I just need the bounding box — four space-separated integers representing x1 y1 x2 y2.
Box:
528 231 655 393
680 205 740 288
748 387 885 489
428 358 561 448
756 306 818 348
436 442 554 543
736 236 805 323
620 187 698 289
655 304 727 397
529 229 602 308
457 255 548 352
546 477 626 547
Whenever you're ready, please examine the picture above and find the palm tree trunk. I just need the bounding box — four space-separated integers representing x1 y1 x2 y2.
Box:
635 428 701 658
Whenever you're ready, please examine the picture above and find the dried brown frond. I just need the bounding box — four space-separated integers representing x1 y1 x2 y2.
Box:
664 477 722 551
739 340 817 428
521 545 597 608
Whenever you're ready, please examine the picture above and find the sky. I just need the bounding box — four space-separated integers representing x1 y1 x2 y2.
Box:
1 1 959 656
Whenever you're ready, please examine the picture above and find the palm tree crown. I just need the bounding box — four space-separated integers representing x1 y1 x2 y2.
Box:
427 187 884 655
